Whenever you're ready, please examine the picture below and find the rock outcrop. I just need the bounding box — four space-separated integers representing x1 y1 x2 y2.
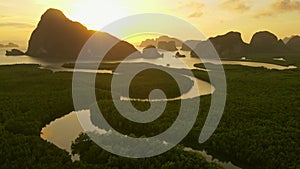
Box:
192 32 247 58
191 31 300 59
181 40 202 51
210 32 248 57
175 52 186 58
157 41 177 51
286 36 300 52
139 36 182 48
157 36 182 47
142 45 163 59
249 31 288 53
139 39 156 48
283 36 295 44
6 49 25 56
26 8 139 61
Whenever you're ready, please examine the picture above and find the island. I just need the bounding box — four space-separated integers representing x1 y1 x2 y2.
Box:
5 49 25 56
25 8 140 61
142 45 163 58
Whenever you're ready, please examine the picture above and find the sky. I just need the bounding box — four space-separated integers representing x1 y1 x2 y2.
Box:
1 0 300 46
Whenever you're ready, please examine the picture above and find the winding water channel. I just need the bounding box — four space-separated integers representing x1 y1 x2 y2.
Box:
1 49 297 168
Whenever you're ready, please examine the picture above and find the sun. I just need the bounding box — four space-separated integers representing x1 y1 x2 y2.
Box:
34 0 170 44
70 0 129 30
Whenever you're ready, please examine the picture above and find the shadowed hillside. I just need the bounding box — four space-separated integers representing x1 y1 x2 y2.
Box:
26 8 139 61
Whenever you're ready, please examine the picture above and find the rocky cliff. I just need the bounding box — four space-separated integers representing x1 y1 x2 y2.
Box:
209 32 248 57
139 36 182 48
142 45 163 58
249 31 288 53
157 41 177 51
26 8 139 61
192 32 247 58
286 36 300 52
192 31 296 59
181 40 202 51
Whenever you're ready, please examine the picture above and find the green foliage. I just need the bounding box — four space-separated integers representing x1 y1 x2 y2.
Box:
0 129 73 169
97 99 181 137
71 133 223 169
0 65 75 168
73 64 300 169
1 63 299 169
0 64 218 169
184 65 300 169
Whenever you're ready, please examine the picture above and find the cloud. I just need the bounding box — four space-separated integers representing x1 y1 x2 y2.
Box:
272 0 300 11
218 0 250 13
178 1 205 18
253 11 274 18
254 0 300 18
0 22 34 28
188 11 203 18
184 1 205 9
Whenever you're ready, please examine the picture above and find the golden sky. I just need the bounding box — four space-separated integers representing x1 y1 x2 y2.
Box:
1 0 300 46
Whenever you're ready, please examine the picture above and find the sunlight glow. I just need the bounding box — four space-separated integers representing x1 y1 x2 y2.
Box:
1 0 300 45
70 0 129 30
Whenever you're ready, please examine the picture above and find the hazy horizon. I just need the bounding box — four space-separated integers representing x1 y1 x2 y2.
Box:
1 0 300 46
0 1 299 169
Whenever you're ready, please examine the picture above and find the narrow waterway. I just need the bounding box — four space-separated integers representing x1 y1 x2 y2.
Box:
41 110 241 169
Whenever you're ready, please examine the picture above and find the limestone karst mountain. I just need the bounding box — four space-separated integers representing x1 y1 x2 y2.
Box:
139 36 182 50
191 31 296 59
249 31 288 54
191 32 248 58
26 8 139 61
286 36 300 52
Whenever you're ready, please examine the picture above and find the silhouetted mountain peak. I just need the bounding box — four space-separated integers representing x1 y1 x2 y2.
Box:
283 35 297 44
286 35 300 51
287 35 300 42
210 31 245 45
139 36 182 48
41 8 67 22
212 31 242 39
249 31 289 53
181 40 202 51
250 31 278 46
26 8 139 61
208 31 247 57
142 45 163 58
192 30 298 59
37 8 88 32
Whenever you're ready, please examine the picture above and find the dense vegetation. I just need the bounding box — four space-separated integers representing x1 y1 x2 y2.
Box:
83 63 300 169
188 64 300 169
70 133 222 169
0 65 74 168
0 64 219 169
0 61 299 168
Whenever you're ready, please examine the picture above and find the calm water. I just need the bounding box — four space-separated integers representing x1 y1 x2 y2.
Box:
1 47 295 168
222 60 297 70
1 47 297 70
41 110 240 169
0 48 39 65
